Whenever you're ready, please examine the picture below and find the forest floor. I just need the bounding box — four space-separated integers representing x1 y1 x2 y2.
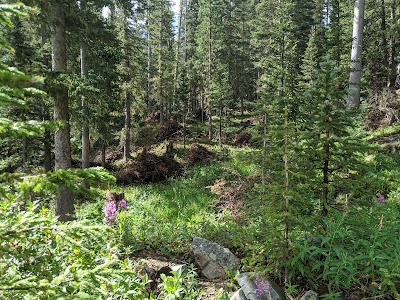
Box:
132 249 232 299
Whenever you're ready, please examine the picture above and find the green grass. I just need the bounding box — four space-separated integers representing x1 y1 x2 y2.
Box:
74 137 400 298
78 159 250 257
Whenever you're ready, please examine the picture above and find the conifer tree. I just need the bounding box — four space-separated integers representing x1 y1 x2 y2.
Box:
300 60 367 216
50 1 75 221
145 0 174 124
255 0 300 284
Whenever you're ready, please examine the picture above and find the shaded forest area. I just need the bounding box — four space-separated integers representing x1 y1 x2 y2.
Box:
2 0 400 299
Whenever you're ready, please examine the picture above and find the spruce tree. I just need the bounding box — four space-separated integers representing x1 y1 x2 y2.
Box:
300 60 367 216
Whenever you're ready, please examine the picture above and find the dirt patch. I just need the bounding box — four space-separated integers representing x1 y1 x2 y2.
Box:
197 279 233 299
185 144 216 166
233 131 252 147
116 149 182 185
208 178 250 220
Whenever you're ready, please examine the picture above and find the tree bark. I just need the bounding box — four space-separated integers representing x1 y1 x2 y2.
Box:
388 0 398 87
347 0 365 108
81 46 90 169
158 2 165 125
21 113 28 165
101 140 106 167
124 91 131 161
41 18 52 172
207 0 213 140
147 2 153 114
322 133 330 217
51 4 74 222
43 105 52 172
173 0 184 104
381 0 389 75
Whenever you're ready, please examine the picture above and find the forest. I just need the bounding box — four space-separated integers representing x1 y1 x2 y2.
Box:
1 0 400 299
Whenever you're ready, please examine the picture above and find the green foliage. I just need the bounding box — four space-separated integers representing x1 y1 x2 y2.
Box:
0 200 147 299
0 6 153 300
299 60 369 214
0 167 115 203
158 267 200 299
290 203 400 298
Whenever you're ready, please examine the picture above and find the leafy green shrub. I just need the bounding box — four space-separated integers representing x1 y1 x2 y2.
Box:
290 202 400 298
0 199 148 299
158 267 200 299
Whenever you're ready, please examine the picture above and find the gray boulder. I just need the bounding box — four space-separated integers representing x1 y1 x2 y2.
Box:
192 236 240 279
230 273 286 300
230 288 247 300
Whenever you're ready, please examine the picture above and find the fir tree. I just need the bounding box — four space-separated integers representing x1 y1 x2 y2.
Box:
300 60 368 216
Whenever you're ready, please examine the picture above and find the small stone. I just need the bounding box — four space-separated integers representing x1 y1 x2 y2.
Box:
236 272 286 300
192 236 240 280
300 290 318 300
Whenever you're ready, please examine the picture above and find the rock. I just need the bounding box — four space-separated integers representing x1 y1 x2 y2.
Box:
230 288 247 300
300 290 318 300
192 236 240 280
230 273 286 300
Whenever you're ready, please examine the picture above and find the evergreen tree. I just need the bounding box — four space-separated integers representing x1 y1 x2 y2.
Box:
50 1 75 221
300 60 367 216
145 0 174 124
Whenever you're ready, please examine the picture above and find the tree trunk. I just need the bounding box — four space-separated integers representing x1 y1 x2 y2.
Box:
283 107 289 285
173 0 184 105
381 0 389 76
261 110 267 186
388 0 398 87
158 3 165 125
219 102 222 148
101 140 106 167
124 92 132 161
81 46 90 169
322 133 330 217
207 0 213 140
21 113 28 165
41 18 52 172
147 8 153 114
43 105 52 172
347 0 365 108
51 4 74 222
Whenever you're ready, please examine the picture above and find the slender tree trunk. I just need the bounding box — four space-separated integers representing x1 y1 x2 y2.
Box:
43 105 52 172
81 46 90 169
381 0 389 75
322 133 330 217
158 4 165 125
173 0 184 103
207 0 213 140
124 92 132 161
20 112 28 165
101 140 106 167
388 0 398 87
41 19 51 172
51 4 74 221
219 102 222 148
147 0 153 114
81 45 90 191
335 0 341 67
347 0 365 108
261 110 267 185
283 107 289 286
